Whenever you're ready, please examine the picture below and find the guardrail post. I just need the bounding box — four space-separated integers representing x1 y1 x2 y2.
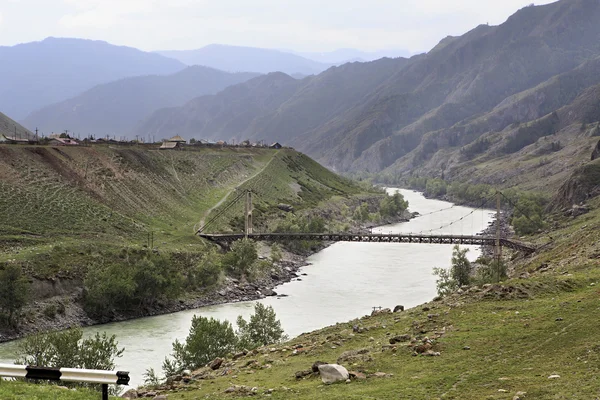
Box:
102 383 108 400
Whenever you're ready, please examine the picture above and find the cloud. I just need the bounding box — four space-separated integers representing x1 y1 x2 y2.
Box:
0 11 3 26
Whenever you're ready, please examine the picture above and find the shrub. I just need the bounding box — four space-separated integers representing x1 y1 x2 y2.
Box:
162 315 237 375
475 257 508 283
222 239 258 278
0 264 29 328
379 192 409 218
451 245 471 287
270 244 283 263
16 328 124 389
433 246 472 296
189 249 222 288
236 303 287 350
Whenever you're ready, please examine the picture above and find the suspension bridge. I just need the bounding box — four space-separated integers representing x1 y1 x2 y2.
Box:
196 189 537 255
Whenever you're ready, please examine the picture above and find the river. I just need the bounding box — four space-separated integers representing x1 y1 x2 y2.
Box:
0 189 494 387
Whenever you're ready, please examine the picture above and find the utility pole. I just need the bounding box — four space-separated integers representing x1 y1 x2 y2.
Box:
35 128 39 142
495 190 502 277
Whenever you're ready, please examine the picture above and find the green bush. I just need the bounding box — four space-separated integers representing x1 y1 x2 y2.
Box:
83 251 183 317
189 249 222 288
379 192 409 218
222 239 258 278
433 246 472 296
163 315 237 375
16 328 123 389
236 303 287 350
0 264 29 328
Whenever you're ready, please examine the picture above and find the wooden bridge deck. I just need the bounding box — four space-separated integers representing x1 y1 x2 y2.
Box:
197 232 536 253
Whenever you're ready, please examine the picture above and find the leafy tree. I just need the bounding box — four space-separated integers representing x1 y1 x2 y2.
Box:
353 203 370 222
163 315 237 375
236 303 287 350
0 264 30 327
432 267 457 297
433 246 471 296
222 239 258 277
189 248 222 288
16 328 124 388
379 192 409 218
451 245 471 287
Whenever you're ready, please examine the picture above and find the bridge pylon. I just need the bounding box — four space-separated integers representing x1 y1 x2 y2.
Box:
245 190 253 238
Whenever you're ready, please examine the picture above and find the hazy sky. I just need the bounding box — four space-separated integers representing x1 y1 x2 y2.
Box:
0 0 557 53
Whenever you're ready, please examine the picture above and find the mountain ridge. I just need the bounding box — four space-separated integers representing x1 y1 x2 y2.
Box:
0 37 186 119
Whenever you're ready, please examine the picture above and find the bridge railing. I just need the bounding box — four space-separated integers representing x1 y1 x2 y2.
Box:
0 363 129 400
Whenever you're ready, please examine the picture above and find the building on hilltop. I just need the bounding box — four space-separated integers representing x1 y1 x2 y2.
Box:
159 135 187 150
270 142 283 149
49 137 79 146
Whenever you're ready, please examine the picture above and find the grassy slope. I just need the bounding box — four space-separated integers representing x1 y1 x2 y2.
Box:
134 201 600 399
0 381 118 400
0 145 365 276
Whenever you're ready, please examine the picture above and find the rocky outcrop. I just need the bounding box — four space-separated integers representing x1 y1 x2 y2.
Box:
549 159 600 211
592 139 600 161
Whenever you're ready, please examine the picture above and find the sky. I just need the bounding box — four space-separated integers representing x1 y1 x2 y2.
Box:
0 0 557 53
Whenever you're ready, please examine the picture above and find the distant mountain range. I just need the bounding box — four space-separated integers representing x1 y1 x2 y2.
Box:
135 0 600 191
156 44 331 75
0 37 186 120
296 48 412 64
23 66 259 138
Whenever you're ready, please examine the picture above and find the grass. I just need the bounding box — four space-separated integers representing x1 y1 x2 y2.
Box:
0 146 372 279
0 381 118 400
131 195 600 399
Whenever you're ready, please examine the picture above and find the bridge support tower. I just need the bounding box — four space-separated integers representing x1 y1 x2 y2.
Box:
245 190 253 238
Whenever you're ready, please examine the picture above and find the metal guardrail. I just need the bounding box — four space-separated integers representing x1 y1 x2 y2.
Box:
0 363 129 400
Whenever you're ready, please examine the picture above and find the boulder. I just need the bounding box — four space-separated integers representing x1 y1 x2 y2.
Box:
371 308 391 316
209 357 224 370
393 305 405 313
311 361 327 373
389 334 411 344
349 371 367 380
295 369 312 379
318 364 349 384
121 389 138 399
277 204 294 212
337 349 372 364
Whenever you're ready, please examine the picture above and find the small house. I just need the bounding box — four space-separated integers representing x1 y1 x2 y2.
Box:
159 141 183 150
167 135 187 144
49 137 79 146
270 142 283 149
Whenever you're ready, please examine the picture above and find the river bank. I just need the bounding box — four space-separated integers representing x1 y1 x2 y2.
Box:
0 198 414 344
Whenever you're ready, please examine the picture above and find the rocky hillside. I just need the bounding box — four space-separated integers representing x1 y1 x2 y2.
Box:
0 111 33 140
22 66 259 138
137 0 600 194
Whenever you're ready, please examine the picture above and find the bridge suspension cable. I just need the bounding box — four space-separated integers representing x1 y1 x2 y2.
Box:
418 192 496 235
197 189 248 234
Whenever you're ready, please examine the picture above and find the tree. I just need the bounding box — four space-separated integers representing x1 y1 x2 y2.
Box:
236 303 287 350
451 245 471 287
163 315 237 375
0 264 29 327
432 245 471 297
222 239 258 277
16 328 124 388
